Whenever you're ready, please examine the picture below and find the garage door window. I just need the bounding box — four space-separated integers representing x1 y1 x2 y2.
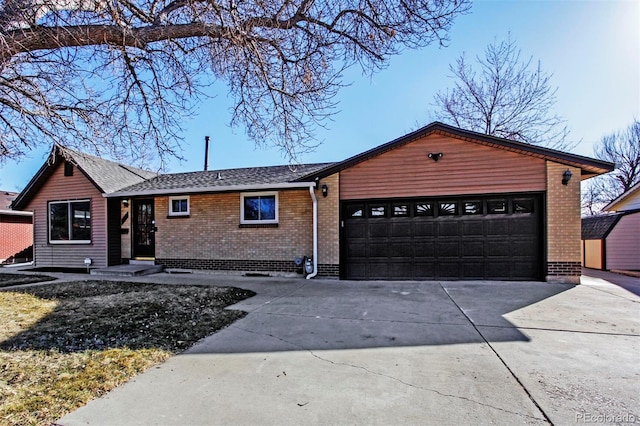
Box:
369 205 387 218
439 202 457 216
463 201 482 215
487 200 507 214
415 202 434 216
347 205 364 217
392 204 409 217
514 198 534 213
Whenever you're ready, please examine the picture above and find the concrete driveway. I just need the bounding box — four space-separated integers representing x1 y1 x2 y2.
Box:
59 272 640 425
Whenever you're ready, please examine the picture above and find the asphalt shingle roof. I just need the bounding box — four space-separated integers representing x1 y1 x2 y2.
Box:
581 213 623 239
114 163 335 194
62 147 158 193
11 146 158 209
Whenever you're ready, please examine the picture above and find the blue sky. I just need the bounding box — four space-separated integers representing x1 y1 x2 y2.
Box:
1 0 638 192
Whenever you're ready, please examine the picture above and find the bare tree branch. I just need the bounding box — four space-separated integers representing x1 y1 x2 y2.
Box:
581 119 640 215
433 35 571 150
0 0 470 167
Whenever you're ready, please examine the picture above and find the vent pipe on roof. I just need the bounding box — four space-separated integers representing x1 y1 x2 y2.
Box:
204 136 210 171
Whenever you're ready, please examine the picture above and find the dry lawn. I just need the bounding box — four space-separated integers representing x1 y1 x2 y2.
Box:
0 277 255 426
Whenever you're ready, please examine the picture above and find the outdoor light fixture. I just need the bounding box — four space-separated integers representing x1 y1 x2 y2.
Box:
321 184 329 198
428 152 443 161
122 199 129 207
562 169 572 185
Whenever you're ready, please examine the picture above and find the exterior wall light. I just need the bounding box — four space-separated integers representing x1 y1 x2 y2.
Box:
562 169 572 185
321 184 329 198
122 199 129 207
428 152 443 161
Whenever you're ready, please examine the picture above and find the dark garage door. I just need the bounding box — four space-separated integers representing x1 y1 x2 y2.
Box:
342 195 543 280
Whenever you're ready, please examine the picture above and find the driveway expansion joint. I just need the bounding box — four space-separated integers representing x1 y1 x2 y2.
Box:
439 283 554 425
229 324 548 423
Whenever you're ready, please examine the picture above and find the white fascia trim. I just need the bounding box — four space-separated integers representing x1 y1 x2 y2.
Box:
0 209 33 216
104 182 316 198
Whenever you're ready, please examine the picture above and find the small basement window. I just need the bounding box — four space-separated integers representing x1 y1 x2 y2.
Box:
241 192 278 224
169 196 190 217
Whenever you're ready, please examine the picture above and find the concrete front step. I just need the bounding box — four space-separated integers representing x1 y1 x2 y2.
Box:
90 263 163 277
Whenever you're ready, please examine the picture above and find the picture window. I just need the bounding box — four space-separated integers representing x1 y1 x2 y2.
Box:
241 192 278 224
49 200 91 243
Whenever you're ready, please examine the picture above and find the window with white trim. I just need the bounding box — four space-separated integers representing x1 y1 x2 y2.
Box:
49 200 91 243
169 196 190 216
241 192 278 224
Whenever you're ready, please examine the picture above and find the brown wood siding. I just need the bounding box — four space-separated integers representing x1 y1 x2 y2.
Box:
339 133 547 200
606 213 640 270
24 162 108 268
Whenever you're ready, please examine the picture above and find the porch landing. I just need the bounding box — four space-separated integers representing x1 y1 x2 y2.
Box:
90 263 163 277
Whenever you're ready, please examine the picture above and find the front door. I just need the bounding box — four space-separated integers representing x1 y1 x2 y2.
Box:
132 199 155 258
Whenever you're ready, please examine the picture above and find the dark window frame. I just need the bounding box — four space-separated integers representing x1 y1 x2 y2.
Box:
48 199 92 244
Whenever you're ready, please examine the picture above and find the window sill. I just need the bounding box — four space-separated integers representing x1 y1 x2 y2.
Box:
167 215 190 219
49 241 92 245
239 223 279 228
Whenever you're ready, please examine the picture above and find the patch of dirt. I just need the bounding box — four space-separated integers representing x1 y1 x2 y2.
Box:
0 273 57 288
0 280 256 353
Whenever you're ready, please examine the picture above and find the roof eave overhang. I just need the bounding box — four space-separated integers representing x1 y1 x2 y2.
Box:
0 209 33 216
104 181 317 198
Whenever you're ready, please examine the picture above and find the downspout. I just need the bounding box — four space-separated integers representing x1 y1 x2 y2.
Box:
306 185 318 279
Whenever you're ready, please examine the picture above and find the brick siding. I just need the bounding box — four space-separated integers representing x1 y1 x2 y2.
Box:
0 214 33 262
155 189 313 262
318 173 340 265
157 258 340 277
545 162 582 283
547 261 582 276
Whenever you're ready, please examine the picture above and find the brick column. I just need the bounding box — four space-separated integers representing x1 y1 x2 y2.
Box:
317 173 340 277
546 161 582 283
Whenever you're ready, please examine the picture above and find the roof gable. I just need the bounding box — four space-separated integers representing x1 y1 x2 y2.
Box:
604 181 640 212
297 122 615 181
12 146 157 209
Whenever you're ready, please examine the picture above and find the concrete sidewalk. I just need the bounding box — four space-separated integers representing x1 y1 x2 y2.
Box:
57 272 639 425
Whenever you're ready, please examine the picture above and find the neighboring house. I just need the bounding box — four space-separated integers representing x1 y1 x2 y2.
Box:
13 122 614 283
0 191 33 264
582 181 640 272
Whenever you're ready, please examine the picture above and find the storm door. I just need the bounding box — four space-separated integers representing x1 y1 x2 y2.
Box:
132 199 155 258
